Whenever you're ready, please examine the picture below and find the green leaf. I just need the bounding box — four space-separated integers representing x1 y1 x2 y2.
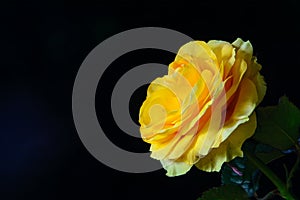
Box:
221 156 260 197
253 96 300 150
254 143 284 164
197 185 249 200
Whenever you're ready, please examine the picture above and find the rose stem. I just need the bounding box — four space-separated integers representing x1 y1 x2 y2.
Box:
244 150 297 200
287 146 300 190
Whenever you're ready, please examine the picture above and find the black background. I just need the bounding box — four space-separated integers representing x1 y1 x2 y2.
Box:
1 0 300 199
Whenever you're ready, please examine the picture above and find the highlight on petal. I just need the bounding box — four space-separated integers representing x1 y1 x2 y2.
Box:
172 41 219 77
160 159 193 177
232 38 253 57
207 40 236 79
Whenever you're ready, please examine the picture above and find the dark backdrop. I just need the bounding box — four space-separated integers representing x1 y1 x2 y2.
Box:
1 1 300 199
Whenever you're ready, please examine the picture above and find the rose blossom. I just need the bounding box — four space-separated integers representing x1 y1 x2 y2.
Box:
139 38 266 176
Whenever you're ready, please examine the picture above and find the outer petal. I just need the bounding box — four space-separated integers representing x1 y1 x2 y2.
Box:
207 40 236 79
247 59 266 105
170 41 219 80
232 38 253 60
231 38 266 105
190 77 257 160
195 113 257 172
161 159 193 177
253 73 267 104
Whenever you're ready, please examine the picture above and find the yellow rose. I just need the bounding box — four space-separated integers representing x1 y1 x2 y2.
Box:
139 38 266 177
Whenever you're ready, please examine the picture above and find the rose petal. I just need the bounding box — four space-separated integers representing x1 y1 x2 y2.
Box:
160 159 193 177
195 113 257 172
172 41 219 77
207 40 236 79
